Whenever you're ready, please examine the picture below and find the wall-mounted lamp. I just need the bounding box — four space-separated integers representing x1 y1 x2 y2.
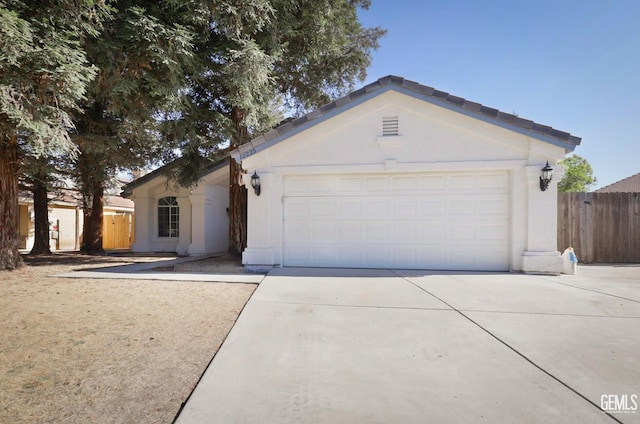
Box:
250 171 261 196
539 161 554 191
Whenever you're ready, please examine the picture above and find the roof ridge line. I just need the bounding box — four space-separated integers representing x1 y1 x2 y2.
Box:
231 74 581 160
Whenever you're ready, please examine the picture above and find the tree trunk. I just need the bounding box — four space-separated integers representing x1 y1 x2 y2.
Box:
228 107 249 256
0 135 24 270
228 158 248 255
29 175 51 255
80 184 105 254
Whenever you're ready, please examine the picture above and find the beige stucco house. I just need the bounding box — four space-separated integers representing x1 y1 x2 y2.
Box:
18 188 134 251
123 160 230 255
127 75 582 273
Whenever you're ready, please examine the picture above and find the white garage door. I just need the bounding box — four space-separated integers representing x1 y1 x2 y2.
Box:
283 171 510 271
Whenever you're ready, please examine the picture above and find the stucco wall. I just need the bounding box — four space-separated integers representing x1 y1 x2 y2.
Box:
241 90 567 273
49 206 79 250
129 168 229 255
130 182 188 253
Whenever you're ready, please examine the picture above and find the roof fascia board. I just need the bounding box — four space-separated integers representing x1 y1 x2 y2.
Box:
232 88 387 161
391 85 578 152
123 158 229 196
233 85 577 162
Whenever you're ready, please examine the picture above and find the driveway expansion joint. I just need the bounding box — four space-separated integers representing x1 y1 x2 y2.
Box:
255 299 453 311
457 309 640 319
542 278 640 304
393 271 625 424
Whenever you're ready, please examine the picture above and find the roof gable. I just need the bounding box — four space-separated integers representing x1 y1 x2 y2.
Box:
122 157 229 197
232 75 581 161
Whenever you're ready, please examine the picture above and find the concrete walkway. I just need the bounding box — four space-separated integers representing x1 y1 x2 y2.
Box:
54 255 265 284
175 266 640 424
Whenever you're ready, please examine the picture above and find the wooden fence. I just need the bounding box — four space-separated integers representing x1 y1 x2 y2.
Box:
103 214 134 250
558 192 640 263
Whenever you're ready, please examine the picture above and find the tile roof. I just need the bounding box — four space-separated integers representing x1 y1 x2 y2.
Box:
122 157 229 196
595 173 640 193
104 195 135 209
19 190 133 210
232 75 582 161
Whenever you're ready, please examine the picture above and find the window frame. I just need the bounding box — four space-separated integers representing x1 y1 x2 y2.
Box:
157 196 179 238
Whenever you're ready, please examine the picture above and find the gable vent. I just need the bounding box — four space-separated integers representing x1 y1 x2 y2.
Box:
382 116 399 136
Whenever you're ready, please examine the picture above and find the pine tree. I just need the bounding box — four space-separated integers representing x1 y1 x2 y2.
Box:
71 1 210 254
179 0 385 254
0 1 110 269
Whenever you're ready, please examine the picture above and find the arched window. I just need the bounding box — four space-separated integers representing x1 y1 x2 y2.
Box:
158 197 179 238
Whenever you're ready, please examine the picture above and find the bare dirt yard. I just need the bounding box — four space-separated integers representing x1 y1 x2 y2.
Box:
0 253 256 424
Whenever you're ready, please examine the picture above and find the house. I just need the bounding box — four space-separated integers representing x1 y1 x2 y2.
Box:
595 173 640 193
126 75 581 273
123 159 230 255
18 182 135 251
233 76 581 273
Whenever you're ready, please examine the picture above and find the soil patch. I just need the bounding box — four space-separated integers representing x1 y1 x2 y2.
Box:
174 254 244 274
0 253 256 424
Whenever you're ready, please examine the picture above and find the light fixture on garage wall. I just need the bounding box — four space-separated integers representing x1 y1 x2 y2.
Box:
539 161 554 191
250 171 261 196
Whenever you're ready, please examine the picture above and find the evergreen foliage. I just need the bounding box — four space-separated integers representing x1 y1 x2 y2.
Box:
71 1 209 253
176 0 386 253
0 0 110 268
0 0 384 263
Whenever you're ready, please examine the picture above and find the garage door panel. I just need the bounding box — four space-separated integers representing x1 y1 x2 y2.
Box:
449 174 476 190
421 199 447 215
312 246 335 263
363 247 389 264
450 225 476 240
364 223 390 241
284 222 310 243
336 246 362 265
365 176 389 191
393 175 421 191
338 199 362 215
420 223 448 240
477 224 509 241
393 200 418 217
283 171 510 270
448 198 476 214
364 200 389 217
418 175 447 191
336 222 361 241
310 200 335 217
419 247 448 268
390 247 419 268
283 199 309 219
311 223 335 242
392 222 418 241
478 197 509 215
337 176 361 192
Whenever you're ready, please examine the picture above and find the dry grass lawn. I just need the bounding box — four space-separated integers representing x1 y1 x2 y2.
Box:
0 253 256 424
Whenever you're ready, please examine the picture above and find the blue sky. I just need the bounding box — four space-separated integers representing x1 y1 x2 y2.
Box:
358 1 640 189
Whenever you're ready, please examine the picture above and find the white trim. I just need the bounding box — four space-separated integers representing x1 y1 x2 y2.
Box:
270 160 527 176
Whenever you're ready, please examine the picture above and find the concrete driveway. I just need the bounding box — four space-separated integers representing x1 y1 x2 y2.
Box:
175 266 640 424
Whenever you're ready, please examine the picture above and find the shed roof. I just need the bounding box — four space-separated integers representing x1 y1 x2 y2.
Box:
232 75 582 161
